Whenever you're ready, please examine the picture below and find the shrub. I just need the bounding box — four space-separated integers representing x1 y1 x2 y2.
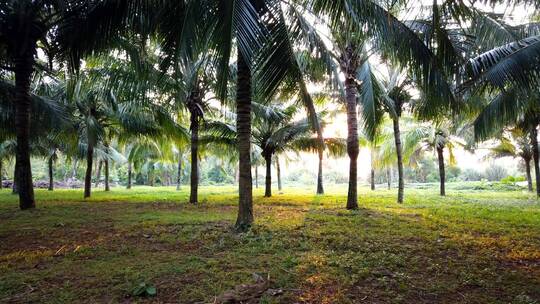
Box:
460 168 484 181
485 164 508 182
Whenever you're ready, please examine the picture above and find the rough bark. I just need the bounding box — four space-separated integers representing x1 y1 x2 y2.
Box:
264 154 272 197
235 51 254 230
189 110 199 204
276 156 282 191
437 146 446 196
84 145 94 198
524 157 533 192
531 127 540 198
176 154 182 191
14 54 36 209
127 162 132 189
95 161 102 188
316 150 324 194
392 118 404 203
104 159 110 191
48 155 54 191
345 83 359 207
341 45 359 210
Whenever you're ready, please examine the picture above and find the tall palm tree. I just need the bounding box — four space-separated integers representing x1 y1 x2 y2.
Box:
471 88 540 197
487 128 535 191
0 0 168 209
252 105 314 197
404 123 462 196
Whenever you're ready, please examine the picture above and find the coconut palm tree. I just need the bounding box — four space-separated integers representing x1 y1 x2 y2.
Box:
178 0 457 227
403 122 464 196
473 89 540 197
0 0 169 209
487 128 535 191
254 105 315 197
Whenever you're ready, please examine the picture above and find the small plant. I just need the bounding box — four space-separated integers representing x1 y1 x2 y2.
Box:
131 282 157 297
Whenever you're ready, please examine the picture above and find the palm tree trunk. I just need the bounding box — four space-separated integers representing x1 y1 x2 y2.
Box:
189 112 199 204
14 54 36 209
392 118 404 203
104 159 110 191
127 162 132 189
345 78 359 210
12 163 18 194
255 166 258 189
524 157 533 192
316 150 324 194
437 146 446 196
370 148 375 191
235 51 253 230
149 169 154 187
264 154 272 197
276 156 282 191
387 168 391 190
84 145 94 198
48 155 54 191
530 127 540 198
95 161 102 188
0 159 3 189
370 169 375 191
71 159 78 179
176 154 182 191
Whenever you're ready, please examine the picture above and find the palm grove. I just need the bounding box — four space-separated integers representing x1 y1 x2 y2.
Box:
1 0 539 231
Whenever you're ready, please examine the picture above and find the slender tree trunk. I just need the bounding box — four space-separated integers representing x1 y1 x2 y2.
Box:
524 157 533 192
387 168 391 189
264 154 272 197
345 80 359 210
14 54 36 209
393 118 404 203
370 148 375 191
234 168 239 185
12 162 18 194
71 159 78 179
255 166 258 189
530 127 540 198
149 169 154 187
176 154 182 191
190 111 199 204
127 162 132 189
437 146 446 196
316 151 324 194
276 156 282 191
341 46 359 210
0 159 3 189
370 169 375 191
235 51 254 230
48 155 54 191
302 80 325 195
95 161 102 188
104 159 110 191
84 145 94 198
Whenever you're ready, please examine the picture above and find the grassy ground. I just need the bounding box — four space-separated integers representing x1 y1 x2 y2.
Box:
0 184 539 303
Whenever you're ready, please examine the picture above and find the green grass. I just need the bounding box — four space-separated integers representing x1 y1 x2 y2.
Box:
0 185 539 303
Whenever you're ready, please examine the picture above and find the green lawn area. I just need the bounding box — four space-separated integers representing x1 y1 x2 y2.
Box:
0 185 539 303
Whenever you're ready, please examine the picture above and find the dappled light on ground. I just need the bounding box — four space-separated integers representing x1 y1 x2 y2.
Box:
0 185 539 303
